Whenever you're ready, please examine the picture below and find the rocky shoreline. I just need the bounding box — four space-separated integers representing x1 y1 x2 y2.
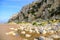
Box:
6 20 60 40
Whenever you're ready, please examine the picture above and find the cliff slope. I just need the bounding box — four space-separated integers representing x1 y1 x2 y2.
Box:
8 0 60 23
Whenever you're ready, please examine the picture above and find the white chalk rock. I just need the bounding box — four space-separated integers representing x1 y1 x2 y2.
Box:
21 31 25 34
6 31 16 36
39 36 45 40
51 34 60 38
34 38 38 40
9 28 14 30
25 28 29 31
35 28 39 34
25 34 31 37
14 29 18 31
43 30 47 34
12 33 16 36
29 29 33 33
5 33 9 35
33 30 35 33
47 27 52 30
50 30 54 34
23 39 28 40
20 27 24 30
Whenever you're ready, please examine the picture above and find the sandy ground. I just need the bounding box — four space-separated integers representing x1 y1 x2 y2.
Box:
0 24 23 40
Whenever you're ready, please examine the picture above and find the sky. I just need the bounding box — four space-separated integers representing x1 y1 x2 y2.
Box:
0 0 34 23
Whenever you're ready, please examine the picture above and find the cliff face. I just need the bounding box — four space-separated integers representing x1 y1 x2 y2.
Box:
8 0 60 23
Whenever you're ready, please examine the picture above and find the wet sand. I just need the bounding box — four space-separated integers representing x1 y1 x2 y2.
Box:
0 24 22 40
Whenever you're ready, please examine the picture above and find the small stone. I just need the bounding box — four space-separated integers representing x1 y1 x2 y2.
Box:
15 33 19 36
42 30 47 34
53 23 58 25
34 38 38 40
39 30 43 34
20 27 24 30
25 29 28 31
58 29 60 32
5 33 9 35
50 30 54 34
6 31 16 36
21 31 25 34
14 29 18 31
47 27 52 30
33 30 35 33
35 28 39 34
29 29 33 33
51 34 60 38
9 28 14 30
23 39 28 40
39 36 53 40
25 34 31 37
39 36 45 40
45 37 53 40
12 33 16 36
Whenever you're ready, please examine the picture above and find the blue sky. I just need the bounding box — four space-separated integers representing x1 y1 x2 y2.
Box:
0 0 34 23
